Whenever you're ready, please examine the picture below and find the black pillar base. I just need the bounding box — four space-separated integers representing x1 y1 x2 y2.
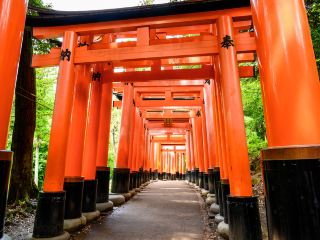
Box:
138 168 143 186
213 167 221 204
82 180 97 213
204 173 209 190
262 146 320 240
153 170 158 180
96 167 110 203
144 170 148 183
0 151 12 239
228 196 262 240
182 174 186 180
186 171 191 182
111 168 130 193
129 172 134 190
132 171 138 189
191 170 195 183
63 177 84 219
195 168 199 186
208 169 215 194
33 191 65 238
199 172 204 188
221 180 230 223
163 172 167 180
176 171 179 180
168 173 171 180
158 173 163 180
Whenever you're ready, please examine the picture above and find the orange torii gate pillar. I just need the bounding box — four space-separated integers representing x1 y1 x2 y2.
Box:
217 15 262 239
33 31 77 239
252 0 320 239
63 63 90 229
81 64 102 220
95 66 113 212
0 0 28 238
112 83 133 194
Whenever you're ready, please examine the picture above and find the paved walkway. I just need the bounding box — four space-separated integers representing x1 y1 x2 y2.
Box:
76 181 204 240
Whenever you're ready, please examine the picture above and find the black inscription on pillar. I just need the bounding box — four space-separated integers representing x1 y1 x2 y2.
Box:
196 110 201 117
60 49 72 61
92 72 101 82
221 35 234 49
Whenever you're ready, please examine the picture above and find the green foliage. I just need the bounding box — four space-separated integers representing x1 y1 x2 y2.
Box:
33 68 57 189
241 75 267 169
307 1 320 73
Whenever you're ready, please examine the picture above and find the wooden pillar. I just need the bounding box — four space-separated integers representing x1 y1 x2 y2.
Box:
195 111 205 187
112 83 133 193
218 15 261 238
218 16 252 197
128 98 137 172
95 65 113 205
201 106 210 174
251 1 320 239
0 2 28 236
81 64 102 214
33 31 77 238
0 0 28 149
63 63 90 221
82 65 102 180
204 82 216 168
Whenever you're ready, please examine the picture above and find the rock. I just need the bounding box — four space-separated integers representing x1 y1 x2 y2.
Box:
82 210 100 222
210 203 220 214
206 196 215 205
201 189 209 197
96 201 113 212
214 214 224 224
217 221 229 239
109 194 126 206
64 215 87 232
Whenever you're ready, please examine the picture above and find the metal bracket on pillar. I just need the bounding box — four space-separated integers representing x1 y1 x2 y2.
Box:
133 99 136 106
196 110 201 117
204 79 211 85
60 49 71 61
92 72 101 82
78 41 89 47
221 35 234 49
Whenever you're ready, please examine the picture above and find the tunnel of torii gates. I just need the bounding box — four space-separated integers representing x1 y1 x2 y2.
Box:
0 0 320 239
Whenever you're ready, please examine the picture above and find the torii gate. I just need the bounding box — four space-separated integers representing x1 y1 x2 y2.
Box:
1 1 320 240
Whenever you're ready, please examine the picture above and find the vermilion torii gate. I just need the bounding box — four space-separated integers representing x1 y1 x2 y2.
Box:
0 0 320 240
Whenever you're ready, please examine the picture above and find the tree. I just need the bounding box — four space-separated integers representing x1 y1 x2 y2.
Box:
8 26 37 202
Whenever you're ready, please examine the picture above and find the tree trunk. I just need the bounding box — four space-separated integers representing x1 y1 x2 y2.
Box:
8 27 38 203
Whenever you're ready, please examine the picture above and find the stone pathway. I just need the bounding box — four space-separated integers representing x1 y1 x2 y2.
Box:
75 181 204 240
